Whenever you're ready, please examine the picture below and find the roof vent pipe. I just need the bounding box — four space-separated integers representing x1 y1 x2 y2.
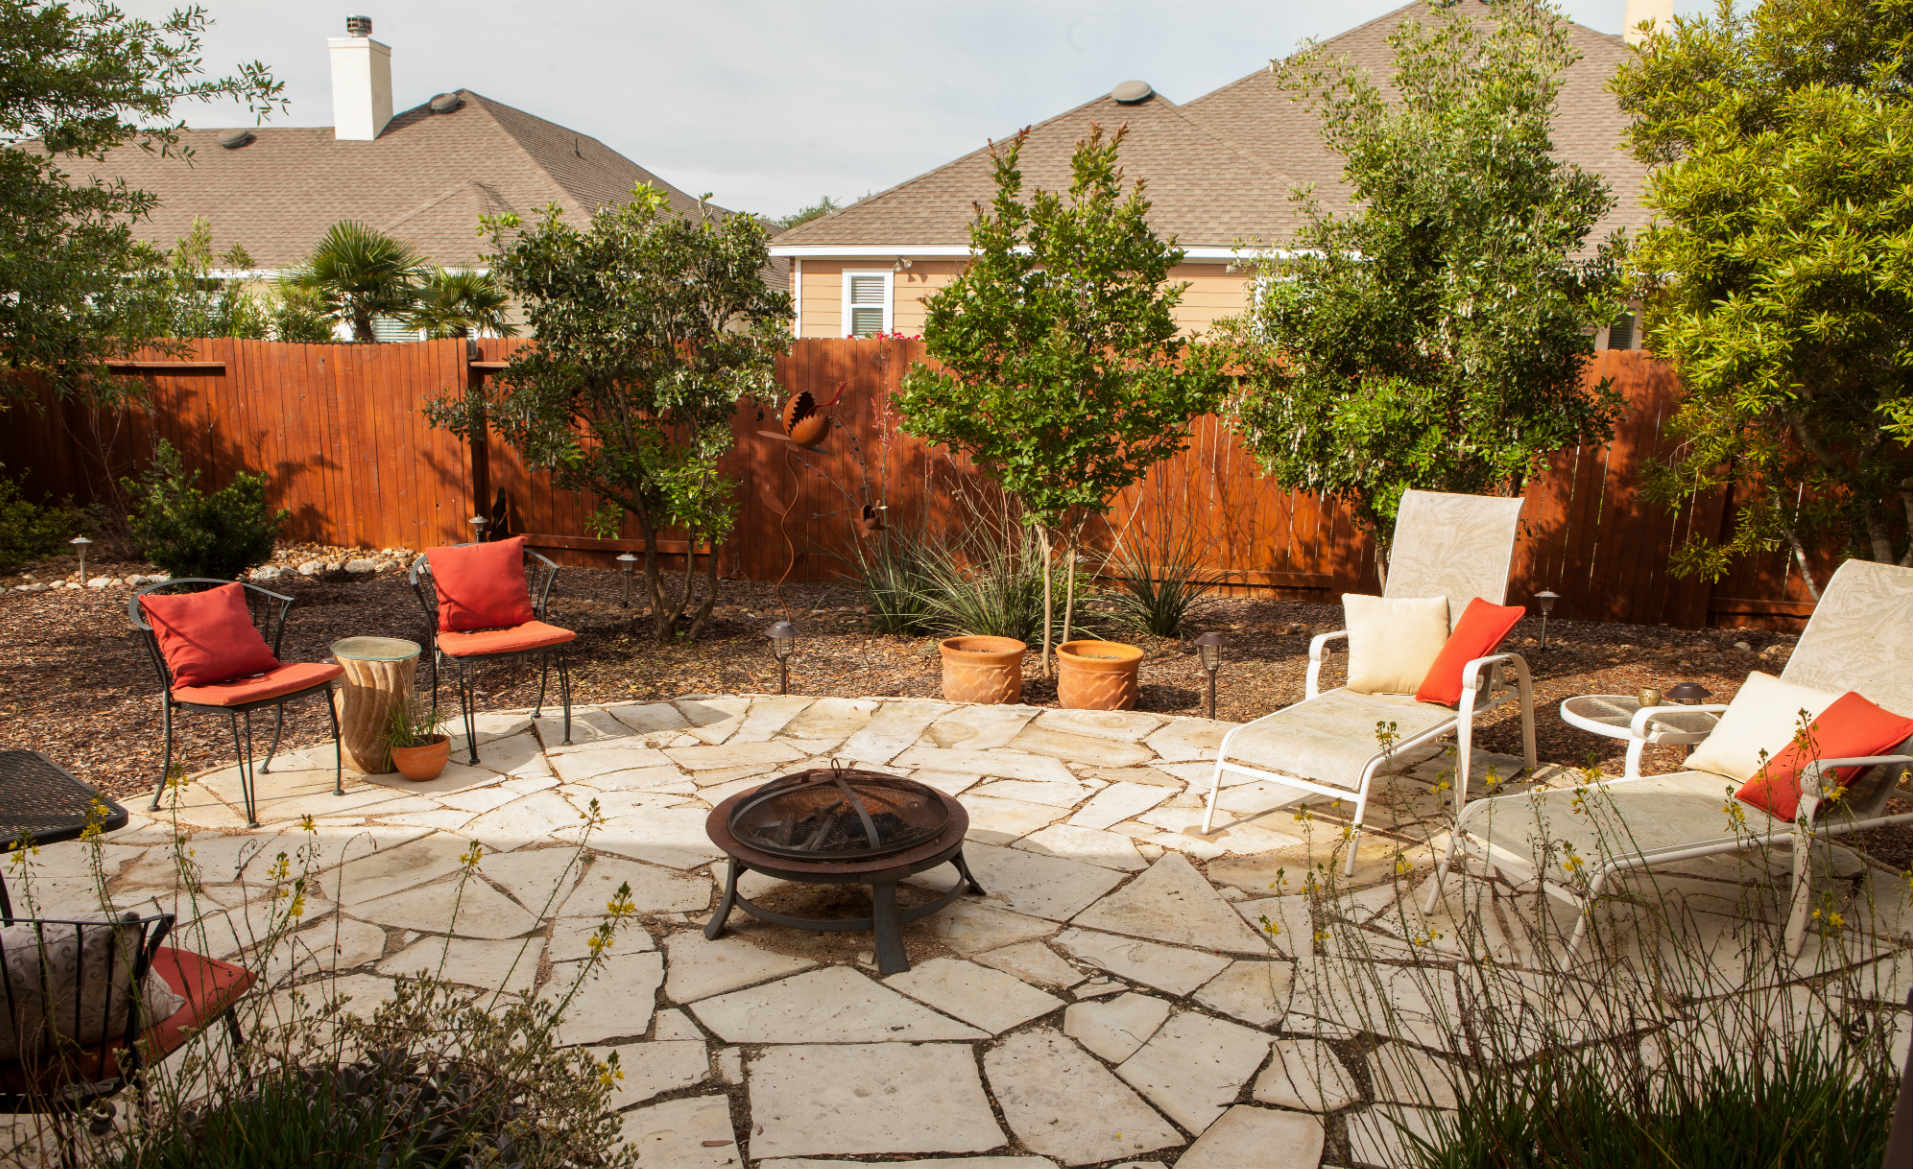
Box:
345 15 372 36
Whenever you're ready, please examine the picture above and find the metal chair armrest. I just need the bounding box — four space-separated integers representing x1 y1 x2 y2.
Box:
1801 754 1913 798
1627 703 1727 739
528 548 559 618
1306 630 1348 700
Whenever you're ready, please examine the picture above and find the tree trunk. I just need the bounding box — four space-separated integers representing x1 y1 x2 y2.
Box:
352 312 375 343
685 528 719 640
1901 478 1913 566
1037 525 1054 677
1061 533 1077 646
635 508 673 640
1782 524 1823 603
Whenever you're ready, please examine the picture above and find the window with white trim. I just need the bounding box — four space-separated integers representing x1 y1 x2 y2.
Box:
842 270 892 337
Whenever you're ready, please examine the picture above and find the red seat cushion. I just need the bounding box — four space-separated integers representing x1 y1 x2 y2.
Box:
425 537 537 632
139 583 280 688
171 660 343 707
1736 691 1913 821
437 620 575 659
1415 598 1527 707
0 947 254 1095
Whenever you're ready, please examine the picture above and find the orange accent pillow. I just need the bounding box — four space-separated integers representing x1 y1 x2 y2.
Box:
138 584 280 688
1415 598 1527 707
1735 692 1913 821
425 536 536 632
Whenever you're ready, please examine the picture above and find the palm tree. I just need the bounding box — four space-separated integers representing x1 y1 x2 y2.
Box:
405 268 518 339
284 221 422 342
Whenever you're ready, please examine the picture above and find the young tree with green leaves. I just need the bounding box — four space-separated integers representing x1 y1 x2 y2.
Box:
429 186 790 640
406 269 517 339
1614 0 1913 595
1216 0 1625 551
895 127 1228 668
0 1 282 400
284 220 423 342
131 216 270 338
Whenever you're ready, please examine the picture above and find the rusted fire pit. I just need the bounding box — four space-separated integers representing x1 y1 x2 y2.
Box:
704 766 982 974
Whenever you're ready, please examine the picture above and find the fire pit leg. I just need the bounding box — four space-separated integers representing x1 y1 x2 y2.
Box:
951 849 985 896
871 881 908 975
705 859 742 940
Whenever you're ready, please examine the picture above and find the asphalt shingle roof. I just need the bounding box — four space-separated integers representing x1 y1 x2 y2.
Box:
41 89 712 268
776 1 1650 250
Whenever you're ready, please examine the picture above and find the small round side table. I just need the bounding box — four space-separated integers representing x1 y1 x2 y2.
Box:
1559 693 1720 779
331 636 422 774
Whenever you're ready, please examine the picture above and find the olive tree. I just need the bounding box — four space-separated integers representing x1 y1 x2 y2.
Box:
431 186 789 640
1614 0 1913 595
896 127 1228 667
1217 0 1625 548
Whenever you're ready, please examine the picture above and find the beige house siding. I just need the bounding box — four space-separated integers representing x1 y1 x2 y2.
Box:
792 258 1254 338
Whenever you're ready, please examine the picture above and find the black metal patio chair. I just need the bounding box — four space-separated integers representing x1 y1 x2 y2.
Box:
408 539 574 764
130 579 343 827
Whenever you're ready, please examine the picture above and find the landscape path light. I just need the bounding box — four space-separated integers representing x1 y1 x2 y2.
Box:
1194 631 1226 720
69 535 92 583
766 620 798 695
617 553 638 607
1532 589 1560 651
468 515 490 543
1667 681 1711 706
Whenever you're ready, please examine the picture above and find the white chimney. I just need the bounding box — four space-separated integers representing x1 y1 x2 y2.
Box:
1624 0 1675 45
328 15 393 141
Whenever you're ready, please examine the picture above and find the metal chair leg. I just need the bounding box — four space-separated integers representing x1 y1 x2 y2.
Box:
534 654 551 719
261 705 287 774
151 698 174 812
325 687 343 797
558 649 572 746
460 665 480 765
230 712 258 828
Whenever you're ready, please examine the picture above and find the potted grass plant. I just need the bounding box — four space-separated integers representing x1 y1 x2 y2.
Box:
385 695 450 781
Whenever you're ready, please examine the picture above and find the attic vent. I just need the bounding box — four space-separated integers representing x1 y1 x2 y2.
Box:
428 92 463 114
1110 80 1153 104
218 129 255 150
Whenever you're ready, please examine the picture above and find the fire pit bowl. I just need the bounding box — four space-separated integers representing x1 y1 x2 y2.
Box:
705 767 982 974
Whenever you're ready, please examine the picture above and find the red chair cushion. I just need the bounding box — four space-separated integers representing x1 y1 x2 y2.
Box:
425 537 536 632
171 661 343 707
1415 598 1527 707
0 947 254 1095
139 584 280 688
1735 691 1913 821
437 620 575 659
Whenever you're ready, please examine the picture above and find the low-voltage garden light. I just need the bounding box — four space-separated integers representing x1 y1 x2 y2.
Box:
1194 631 1226 720
767 621 798 695
616 553 638 607
1532 589 1560 651
69 535 92 582
1667 681 1711 705
468 515 490 542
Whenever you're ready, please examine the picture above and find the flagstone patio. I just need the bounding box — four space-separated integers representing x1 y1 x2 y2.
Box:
8 693 1910 1168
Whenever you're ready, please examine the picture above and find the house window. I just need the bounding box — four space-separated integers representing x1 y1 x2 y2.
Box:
1607 312 1636 351
370 316 424 343
842 270 892 337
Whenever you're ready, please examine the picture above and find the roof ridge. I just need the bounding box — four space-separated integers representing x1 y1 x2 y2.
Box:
460 88 716 216
775 87 1181 245
383 178 515 237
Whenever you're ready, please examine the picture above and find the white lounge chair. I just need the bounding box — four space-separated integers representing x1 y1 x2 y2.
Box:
1425 558 1913 956
1201 489 1538 875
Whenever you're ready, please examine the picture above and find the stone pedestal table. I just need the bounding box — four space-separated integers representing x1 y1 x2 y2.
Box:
330 636 421 774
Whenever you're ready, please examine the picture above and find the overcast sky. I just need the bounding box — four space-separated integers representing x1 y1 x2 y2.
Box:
119 0 1714 219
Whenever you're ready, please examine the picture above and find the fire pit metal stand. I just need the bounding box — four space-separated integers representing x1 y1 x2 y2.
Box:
704 782 982 975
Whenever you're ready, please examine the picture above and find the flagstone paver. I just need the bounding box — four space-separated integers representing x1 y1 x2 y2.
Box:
749 1043 1004 1159
58 692 1893 1169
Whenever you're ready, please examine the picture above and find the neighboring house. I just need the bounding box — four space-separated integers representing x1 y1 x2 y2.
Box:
57 16 739 340
771 0 1661 343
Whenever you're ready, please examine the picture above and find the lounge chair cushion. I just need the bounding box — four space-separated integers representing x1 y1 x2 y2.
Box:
1343 594 1449 695
1736 692 1913 821
426 536 536 632
171 660 344 707
436 620 575 659
139 583 280 688
1459 770 1764 880
1222 688 1456 790
1416 598 1526 707
1685 672 1840 783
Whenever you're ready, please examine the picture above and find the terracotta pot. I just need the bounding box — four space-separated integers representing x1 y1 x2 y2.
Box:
1056 640 1144 711
939 635 1027 704
390 734 450 781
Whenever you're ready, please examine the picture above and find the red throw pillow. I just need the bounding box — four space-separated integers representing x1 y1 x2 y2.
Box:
425 536 536 632
1415 598 1527 707
1735 691 1913 821
139 583 280 688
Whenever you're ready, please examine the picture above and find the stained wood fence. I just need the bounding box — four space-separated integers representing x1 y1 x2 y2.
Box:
2 337 1821 627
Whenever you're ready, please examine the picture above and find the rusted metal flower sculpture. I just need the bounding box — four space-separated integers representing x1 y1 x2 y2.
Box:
781 381 846 448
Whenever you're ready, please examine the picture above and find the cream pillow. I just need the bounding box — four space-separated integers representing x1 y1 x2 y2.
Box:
1684 671 1842 783
1343 594 1450 695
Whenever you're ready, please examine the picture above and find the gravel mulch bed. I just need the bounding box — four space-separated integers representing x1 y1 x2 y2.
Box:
6 548 1906 870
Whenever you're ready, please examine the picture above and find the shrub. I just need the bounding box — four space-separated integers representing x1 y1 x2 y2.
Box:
851 531 937 635
916 525 1051 643
0 466 90 573
1099 530 1217 637
122 441 285 579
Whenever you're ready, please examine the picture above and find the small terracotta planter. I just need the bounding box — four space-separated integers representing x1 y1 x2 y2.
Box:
939 635 1027 704
1056 640 1144 711
390 734 450 781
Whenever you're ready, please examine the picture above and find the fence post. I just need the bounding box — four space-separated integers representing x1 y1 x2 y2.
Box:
466 341 491 525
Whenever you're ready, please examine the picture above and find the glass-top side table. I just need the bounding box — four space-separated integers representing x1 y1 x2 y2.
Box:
1559 694 1722 779
331 637 422 774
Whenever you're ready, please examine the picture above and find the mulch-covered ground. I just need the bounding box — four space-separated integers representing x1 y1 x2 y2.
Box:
8 546 1905 868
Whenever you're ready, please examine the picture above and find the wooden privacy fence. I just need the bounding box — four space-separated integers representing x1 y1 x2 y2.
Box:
3 337 1819 627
